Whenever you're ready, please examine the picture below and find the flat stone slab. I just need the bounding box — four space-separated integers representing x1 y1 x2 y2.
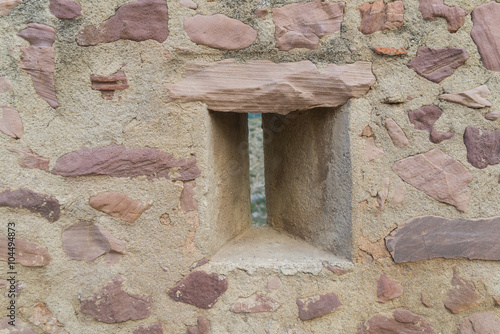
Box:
357 309 436 333
407 47 468 83
386 216 500 262
168 271 227 309
464 126 500 169
296 292 341 321
418 0 466 33
0 187 60 222
164 59 375 115
471 2 500 72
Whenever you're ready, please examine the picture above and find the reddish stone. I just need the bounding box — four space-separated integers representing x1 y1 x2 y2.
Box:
357 0 404 35
385 118 408 147
76 0 168 46
8 147 49 172
134 322 163 334
0 106 23 139
296 292 342 321
184 14 257 50
471 2 500 72
322 261 350 275
17 23 55 47
180 181 197 212
89 192 150 223
386 216 500 262
444 269 481 314
90 71 129 100
0 0 22 15
392 180 406 205
373 46 407 56
273 2 345 51
458 312 500 334
377 274 404 303
81 275 152 323
231 294 280 313
0 236 51 267
392 149 472 211
357 309 436 333
0 317 37 333
168 271 228 309
28 303 68 334
464 127 500 169
52 144 200 181
440 85 491 108
408 105 454 143
186 316 210 334
418 0 466 33
0 187 60 222
49 0 81 19
254 8 268 19
485 110 500 121
407 47 469 83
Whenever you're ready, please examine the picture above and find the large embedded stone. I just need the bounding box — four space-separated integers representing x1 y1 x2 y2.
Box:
407 47 468 83
168 271 228 309
0 236 51 266
76 0 168 46
184 14 257 50
52 144 200 181
444 269 481 314
273 1 344 51
418 0 466 33
8 147 50 172
18 23 59 108
89 192 150 223
296 293 342 321
0 0 22 15
231 294 280 313
80 275 152 323
485 110 500 121
0 106 23 139
0 187 60 222
49 0 81 19
440 85 491 109
386 216 500 262
384 118 408 147
164 60 375 115
471 2 500 72
357 0 404 35
377 274 404 303
62 221 127 262
364 137 384 161
134 322 163 334
357 309 436 333
408 105 454 143
464 127 500 169
392 149 472 211
458 312 500 334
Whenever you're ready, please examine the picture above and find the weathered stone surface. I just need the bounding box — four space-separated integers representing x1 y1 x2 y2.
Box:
392 149 472 211
471 2 500 72
168 271 228 309
89 192 150 223
377 274 404 303
254 8 268 19
0 77 12 93
0 235 51 266
0 317 37 333
407 47 469 83
386 216 500 262
485 110 500 121
296 293 342 321
373 46 407 56
322 261 350 275
184 14 257 50
49 0 81 19
179 0 196 9
357 0 404 35
358 236 389 260
8 147 49 171
52 145 200 181
392 180 406 205
0 0 22 15
62 221 127 262
90 71 129 100
408 105 454 143
0 187 60 222
81 275 152 323
440 85 491 108
18 24 59 108
418 0 466 33
357 309 436 334
165 60 375 115
180 181 197 212
76 0 168 46
385 118 408 147
231 294 280 313
0 106 23 139
458 312 500 334
29 303 68 334
273 1 345 51
134 322 163 334
444 269 481 314
464 127 500 169
186 316 210 334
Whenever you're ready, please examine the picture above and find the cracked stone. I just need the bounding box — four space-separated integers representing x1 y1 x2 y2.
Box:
89 192 150 223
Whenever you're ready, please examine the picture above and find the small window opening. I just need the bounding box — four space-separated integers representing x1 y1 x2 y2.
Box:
249 113 267 226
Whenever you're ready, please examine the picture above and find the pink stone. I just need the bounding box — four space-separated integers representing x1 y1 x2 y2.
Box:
179 0 197 9
0 236 51 266
273 2 344 51
485 110 500 121
392 148 472 211
471 2 500 72
184 14 256 50
8 147 50 172
89 192 150 223
464 127 500 169
90 71 129 100
134 322 163 334
357 309 436 334
444 269 481 314
231 294 280 313
440 85 491 108
168 271 228 309
0 0 22 15
254 8 268 19
418 0 466 33
180 181 197 212
186 316 210 334
0 77 11 93
0 187 60 222
296 293 342 321
76 0 168 46
385 118 408 147
17 22 55 47
357 0 404 35
458 312 500 334
407 47 469 83
364 137 384 161
80 275 152 323
391 180 406 205
49 0 81 19
0 106 23 139
408 105 454 143
377 274 404 303
29 303 68 334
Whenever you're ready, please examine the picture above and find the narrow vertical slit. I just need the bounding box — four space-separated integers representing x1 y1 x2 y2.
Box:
249 113 267 226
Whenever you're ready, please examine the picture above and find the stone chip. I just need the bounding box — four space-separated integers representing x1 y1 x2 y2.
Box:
0 187 60 222
418 0 466 33
440 85 491 108
444 269 481 314
0 235 51 267
408 105 454 143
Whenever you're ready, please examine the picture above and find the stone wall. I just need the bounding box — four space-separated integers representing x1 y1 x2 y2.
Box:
1 0 500 333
